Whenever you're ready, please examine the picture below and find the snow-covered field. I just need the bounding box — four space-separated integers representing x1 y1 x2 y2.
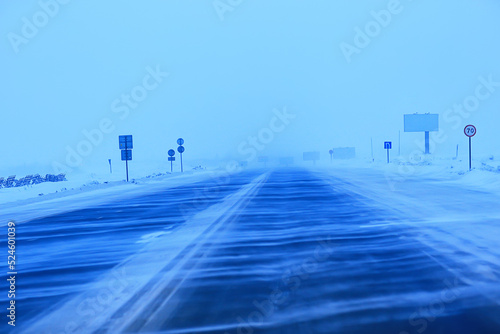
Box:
0 166 224 225
2 155 500 224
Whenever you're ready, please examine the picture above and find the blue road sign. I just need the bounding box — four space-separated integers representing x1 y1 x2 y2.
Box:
384 142 392 150
168 157 175 162
119 135 133 150
168 149 175 157
178 146 185 154
177 138 184 146
121 150 132 161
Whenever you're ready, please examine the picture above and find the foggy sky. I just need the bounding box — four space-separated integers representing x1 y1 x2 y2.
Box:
1 0 500 175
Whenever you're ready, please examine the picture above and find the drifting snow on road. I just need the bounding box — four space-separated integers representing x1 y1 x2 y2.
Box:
3 168 500 334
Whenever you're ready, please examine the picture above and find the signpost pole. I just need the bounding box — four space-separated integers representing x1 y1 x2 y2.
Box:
109 159 112 174
125 142 129 182
387 148 390 164
464 125 476 172
126 160 129 182
177 139 185 173
171 160 173 173
469 137 472 171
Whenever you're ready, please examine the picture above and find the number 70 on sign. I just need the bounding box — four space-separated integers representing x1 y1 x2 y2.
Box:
464 125 476 137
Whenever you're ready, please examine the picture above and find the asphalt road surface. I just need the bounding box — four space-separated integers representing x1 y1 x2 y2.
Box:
6 168 500 334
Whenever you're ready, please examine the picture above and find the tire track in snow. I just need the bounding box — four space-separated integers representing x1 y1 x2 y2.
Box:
21 172 269 334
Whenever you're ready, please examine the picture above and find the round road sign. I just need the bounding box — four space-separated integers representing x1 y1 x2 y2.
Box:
329 150 333 155
464 125 476 138
168 149 175 157
177 138 184 146
178 146 185 154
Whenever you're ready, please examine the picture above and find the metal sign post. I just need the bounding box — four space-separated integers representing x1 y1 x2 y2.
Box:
121 150 132 181
329 150 333 163
371 137 374 162
119 135 133 182
178 145 185 172
177 138 185 173
384 141 392 164
464 125 476 171
168 149 176 173
108 159 112 174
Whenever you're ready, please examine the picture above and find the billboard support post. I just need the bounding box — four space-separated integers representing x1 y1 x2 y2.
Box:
404 114 439 155
425 131 430 154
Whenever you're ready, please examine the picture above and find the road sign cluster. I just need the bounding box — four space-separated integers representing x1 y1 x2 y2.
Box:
168 138 185 173
116 136 187 181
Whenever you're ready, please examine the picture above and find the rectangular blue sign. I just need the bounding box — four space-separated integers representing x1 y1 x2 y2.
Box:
121 149 132 161
119 135 133 150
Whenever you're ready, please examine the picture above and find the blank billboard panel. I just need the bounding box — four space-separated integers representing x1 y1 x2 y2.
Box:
404 114 439 132
279 157 294 166
332 147 356 159
303 152 320 161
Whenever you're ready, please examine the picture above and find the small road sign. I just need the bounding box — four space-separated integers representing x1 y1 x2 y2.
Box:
121 150 132 161
168 152 176 173
464 125 476 171
119 135 133 150
177 144 185 172
384 141 392 163
464 125 476 138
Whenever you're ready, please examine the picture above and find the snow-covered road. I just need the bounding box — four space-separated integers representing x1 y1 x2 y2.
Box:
3 167 499 334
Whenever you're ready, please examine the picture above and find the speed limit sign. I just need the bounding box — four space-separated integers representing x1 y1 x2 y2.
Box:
464 125 476 137
464 124 476 171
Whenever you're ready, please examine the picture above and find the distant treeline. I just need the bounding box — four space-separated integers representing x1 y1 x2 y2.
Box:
0 174 66 188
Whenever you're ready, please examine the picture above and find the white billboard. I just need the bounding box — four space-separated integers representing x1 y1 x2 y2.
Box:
404 114 439 132
303 152 320 161
332 147 356 159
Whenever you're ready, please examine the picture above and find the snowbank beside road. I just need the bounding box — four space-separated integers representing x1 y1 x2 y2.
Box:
0 167 227 224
